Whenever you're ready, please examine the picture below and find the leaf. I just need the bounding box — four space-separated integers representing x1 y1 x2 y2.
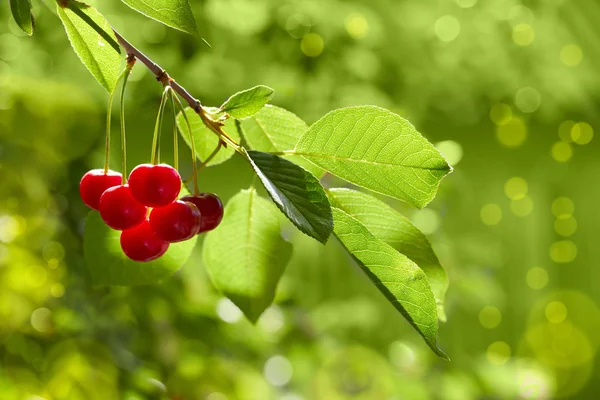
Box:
295 106 452 208
10 0 34 36
220 85 274 119
57 1 122 93
332 207 447 359
203 188 293 323
176 107 240 167
329 188 448 321
84 212 197 286
245 150 333 244
121 0 198 34
239 105 324 177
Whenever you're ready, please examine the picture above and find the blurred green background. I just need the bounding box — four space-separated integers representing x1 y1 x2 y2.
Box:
1 0 600 398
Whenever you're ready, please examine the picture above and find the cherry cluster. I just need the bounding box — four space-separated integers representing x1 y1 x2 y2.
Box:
80 164 223 262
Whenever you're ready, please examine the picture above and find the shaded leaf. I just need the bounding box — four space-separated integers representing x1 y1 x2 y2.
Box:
203 188 293 323
332 207 447 359
329 188 448 321
295 106 452 208
121 0 198 34
220 85 274 119
10 0 34 36
245 150 333 244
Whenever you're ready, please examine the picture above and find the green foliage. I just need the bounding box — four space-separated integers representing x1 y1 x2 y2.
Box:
56 0 121 93
120 0 197 34
332 207 447 359
83 212 197 286
203 188 293 322
295 106 452 208
219 85 274 119
176 107 239 167
245 150 333 244
9 0 33 36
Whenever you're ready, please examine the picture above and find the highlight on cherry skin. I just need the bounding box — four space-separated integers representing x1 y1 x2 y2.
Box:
180 193 224 233
128 163 182 207
79 169 122 210
99 184 147 231
149 200 202 243
120 220 170 262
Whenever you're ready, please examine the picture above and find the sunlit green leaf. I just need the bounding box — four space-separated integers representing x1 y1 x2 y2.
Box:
239 104 324 177
10 0 34 36
295 106 452 208
332 207 447 359
121 0 198 34
220 85 274 119
329 188 448 321
84 212 197 286
203 188 293 323
176 107 240 167
57 1 121 93
245 150 333 244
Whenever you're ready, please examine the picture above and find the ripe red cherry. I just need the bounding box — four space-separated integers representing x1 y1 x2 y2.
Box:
79 169 122 210
128 164 181 207
149 201 201 243
180 193 224 233
99 185 147 230
120 220 169 262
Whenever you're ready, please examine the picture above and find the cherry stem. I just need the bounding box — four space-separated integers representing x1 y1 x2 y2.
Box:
103 68 129 174
151 87 170 165
198 141 223 173
170 91 199 196
120 58 135 184
169 89 178 172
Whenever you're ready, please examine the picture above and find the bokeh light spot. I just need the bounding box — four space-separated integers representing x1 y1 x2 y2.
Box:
31 308 52 333
545 301 567 324
50 283 65 298
479 306 502 329
345 13 369 39
511 196 534 217
551 141 572 163
43 241 65 262
554 216 577 237
526 267 549 290
497 117 527 147
216 298 243 323
258 305 285 333
512 24 535 46
515 87 541 113
455 0 478 8
435 16 461 42
508 6 535 27
490 103 513 126
435 140 463 166
504 177 528 200
549 241 577 263
571 122 593 145
301 33 324 57
481 204 502 226
411 209 439 235
560 44 583 67
0 34 22 61
552 197 574 219
558 120 575 142
487 341 511 365
264 355 293 387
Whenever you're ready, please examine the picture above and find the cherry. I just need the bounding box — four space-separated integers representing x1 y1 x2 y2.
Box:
120 220 169 262
99 185 147 230
128 164 181 207
180 193 224 233
149 201 201 243
79 169 122 210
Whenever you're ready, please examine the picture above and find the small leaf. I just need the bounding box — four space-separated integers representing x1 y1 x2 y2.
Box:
121 0 198 34
10 0 34 36
332 207 447 359
176 107 240 167
220 85 274 119
57 1 122 93
203 188 293 323
245 150 333 244
239 104 324 177
84 212 197 286
329 188 449 321
295 106 452 208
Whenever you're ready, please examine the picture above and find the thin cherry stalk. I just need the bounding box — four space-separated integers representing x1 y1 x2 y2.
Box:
120 58 135 184
169 90 199 195
103 68 129 174
151 87 171 165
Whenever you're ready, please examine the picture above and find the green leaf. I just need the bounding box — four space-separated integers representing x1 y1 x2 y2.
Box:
332 207 447 359
239 105 324 177
295 106 452 208
10 0 34 36
57 1 122 93
121 0 197 34
84 212 197 286
329 188 448 321
245 150 333 244
220 85 274 119
203 188 293 323
176 107 240 167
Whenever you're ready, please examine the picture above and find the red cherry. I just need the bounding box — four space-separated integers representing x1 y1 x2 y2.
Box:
99 185 147 230
149 201 201 243
128 164 181 207
120 220 169 262
79 169 122 210
180 193 224 233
